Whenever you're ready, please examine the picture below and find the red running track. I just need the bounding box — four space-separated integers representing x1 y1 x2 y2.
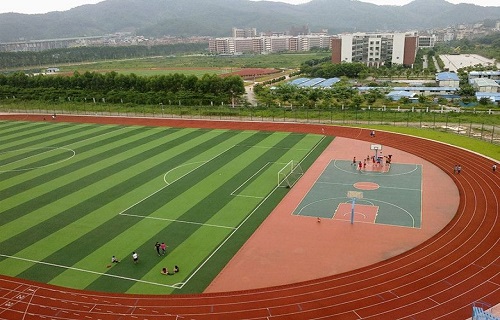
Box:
0 115 498 320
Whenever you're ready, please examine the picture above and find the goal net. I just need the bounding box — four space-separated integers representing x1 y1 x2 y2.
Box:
277 160 304 188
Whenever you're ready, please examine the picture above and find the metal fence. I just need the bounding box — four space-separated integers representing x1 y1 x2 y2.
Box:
2 104 499 145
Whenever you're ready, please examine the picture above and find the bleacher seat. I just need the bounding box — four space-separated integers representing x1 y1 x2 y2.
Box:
473 306 500 320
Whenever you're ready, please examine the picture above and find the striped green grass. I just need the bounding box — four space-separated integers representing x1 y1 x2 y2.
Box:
0 120 331 294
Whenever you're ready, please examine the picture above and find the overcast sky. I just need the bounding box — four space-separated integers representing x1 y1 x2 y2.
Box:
0 0 498 14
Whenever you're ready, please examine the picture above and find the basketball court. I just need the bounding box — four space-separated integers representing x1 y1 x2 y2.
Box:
206 137 458 293
293 159 422 228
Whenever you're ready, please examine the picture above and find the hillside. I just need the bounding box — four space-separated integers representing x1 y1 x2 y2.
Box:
0 0 499 42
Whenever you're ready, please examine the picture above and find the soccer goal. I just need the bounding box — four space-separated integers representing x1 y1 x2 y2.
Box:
277 160 304 188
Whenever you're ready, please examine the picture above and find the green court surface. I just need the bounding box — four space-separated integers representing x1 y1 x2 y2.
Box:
293 160 422 228
0 120 331 294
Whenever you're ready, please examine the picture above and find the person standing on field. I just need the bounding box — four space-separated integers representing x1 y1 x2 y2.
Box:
155 242 161 256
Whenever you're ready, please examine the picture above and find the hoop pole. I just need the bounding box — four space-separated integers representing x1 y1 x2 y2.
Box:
350 197 356 224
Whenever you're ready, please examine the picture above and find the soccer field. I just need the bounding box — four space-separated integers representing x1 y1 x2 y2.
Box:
0 120 331 294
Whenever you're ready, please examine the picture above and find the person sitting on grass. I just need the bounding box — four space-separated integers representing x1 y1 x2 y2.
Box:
111 256 120 263
161 266 179 275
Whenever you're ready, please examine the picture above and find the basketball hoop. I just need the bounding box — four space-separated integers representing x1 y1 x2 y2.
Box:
370 144 382 159
347 191 363 199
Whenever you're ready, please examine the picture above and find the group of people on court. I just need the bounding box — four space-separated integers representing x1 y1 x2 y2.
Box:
352 153 392 171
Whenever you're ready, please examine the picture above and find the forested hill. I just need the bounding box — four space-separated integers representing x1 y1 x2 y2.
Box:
0 0 499 42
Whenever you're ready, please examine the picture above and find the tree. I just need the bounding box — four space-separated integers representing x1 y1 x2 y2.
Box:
222 76 245 107
478 97 490 105
418 94 428 104
458 84 476 96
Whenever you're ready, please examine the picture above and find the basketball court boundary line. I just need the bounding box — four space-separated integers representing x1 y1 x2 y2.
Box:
295 196 419 228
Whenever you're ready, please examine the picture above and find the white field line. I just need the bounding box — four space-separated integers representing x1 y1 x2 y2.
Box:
118 145 237 229
0 254 181 289
230 162 275 198
0 126 128 173
180 135 327 288
2 135 327 290
0 147 76 173
119 213 236 230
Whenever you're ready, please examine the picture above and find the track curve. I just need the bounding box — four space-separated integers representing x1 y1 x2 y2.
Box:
0 115 498 320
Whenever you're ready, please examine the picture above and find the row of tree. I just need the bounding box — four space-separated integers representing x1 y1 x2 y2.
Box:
0 70 245 105
254 81 387 109
301 61 368 79
0 86 231 106
0 43 207 70
0 71 244 95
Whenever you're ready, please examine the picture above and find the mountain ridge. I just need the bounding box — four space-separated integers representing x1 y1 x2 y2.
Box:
0 0 499 42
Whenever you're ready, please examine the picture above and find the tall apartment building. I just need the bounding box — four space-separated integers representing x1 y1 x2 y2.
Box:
232 28 257 38
331 32 418 68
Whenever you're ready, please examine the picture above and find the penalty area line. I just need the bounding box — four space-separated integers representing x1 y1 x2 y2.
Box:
119 213 237 230
0 254 181 289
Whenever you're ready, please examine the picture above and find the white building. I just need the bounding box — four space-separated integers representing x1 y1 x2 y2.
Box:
331 32 418 68
209 34 332 54
418 35 437 48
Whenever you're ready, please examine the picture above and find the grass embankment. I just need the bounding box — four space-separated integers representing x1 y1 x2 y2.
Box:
354 125 500 161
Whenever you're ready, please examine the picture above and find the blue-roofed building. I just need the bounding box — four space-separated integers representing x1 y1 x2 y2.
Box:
475 92 500 104
287 77 341 89
471 78 500 93
468 71 500 82
357 87 388 93
436 72 460 87
315 78 341 88
392 86 458 96
289 78 310 86
298 78 326 88
386 91 416 101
